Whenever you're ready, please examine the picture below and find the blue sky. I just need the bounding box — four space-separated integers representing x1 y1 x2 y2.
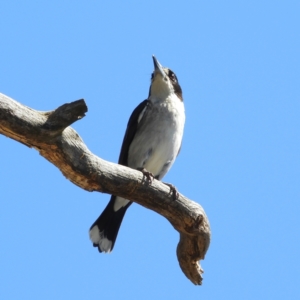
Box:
1 1 299 299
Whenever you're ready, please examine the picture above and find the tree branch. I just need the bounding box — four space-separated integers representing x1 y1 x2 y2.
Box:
0 93 211 285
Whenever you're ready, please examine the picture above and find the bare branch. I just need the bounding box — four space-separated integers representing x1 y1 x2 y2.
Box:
0 93 210 285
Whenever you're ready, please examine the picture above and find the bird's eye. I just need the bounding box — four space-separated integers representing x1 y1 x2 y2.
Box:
169 72 176 82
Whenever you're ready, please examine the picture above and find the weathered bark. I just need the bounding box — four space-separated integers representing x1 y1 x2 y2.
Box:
0 93 210 285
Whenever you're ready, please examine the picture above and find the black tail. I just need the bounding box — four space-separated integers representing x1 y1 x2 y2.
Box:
89 196 131 253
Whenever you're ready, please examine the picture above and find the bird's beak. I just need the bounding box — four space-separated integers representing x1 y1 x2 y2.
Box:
152 55 166 79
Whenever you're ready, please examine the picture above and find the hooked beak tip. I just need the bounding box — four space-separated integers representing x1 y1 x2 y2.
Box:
152 55 165 78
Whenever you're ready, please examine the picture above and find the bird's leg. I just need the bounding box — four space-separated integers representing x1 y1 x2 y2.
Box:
163 182 179 200
138 167 155 183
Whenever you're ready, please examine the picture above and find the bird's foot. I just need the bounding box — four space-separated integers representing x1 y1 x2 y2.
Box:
138 168 155 183
164 183 179 200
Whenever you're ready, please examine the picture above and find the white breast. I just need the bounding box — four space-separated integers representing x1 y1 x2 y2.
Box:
128 93 185 179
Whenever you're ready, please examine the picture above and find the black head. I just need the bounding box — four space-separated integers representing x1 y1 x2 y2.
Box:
149 56 183 101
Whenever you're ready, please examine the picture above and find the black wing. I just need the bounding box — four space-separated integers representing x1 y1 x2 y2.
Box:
118 99 148 166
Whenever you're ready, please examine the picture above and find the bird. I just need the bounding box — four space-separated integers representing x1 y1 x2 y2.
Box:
89 55 185 253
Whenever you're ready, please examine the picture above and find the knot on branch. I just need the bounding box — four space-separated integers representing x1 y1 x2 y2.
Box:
42 99 88 136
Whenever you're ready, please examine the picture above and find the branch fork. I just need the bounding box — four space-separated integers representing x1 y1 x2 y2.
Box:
0 93 210 285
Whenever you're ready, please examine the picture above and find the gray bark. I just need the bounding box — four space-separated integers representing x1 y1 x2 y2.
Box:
0 93 210 285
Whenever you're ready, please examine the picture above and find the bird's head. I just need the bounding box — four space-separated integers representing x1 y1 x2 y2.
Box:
149 55 183 102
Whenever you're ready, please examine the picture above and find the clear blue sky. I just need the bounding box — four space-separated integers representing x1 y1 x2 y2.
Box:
1 1 299 299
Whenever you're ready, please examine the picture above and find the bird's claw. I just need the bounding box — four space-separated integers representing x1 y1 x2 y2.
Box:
139 168 155 183
164 183 179 200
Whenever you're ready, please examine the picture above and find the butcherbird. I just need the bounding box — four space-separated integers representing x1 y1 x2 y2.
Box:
89 56 185 253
